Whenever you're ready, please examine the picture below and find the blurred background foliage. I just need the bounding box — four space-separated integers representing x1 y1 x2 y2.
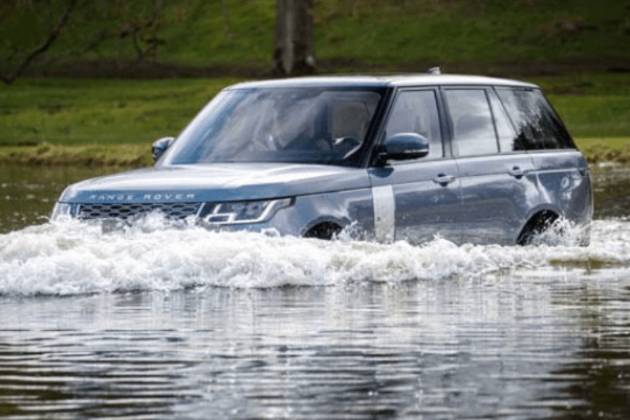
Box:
0 0 629 165
2 0 630 75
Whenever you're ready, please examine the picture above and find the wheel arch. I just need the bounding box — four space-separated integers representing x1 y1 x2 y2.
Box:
301 216 349 240
516 206 562 245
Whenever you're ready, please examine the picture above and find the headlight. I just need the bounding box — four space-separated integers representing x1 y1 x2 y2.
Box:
50 202 72 221
204 198 292 225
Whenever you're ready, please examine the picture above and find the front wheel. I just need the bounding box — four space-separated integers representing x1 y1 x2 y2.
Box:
304 222 342 240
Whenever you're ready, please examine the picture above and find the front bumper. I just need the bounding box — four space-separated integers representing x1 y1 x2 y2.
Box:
51 187 375 239
50 201 305 237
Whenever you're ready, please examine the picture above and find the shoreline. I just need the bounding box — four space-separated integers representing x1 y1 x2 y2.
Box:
0 138 628 168
0 144 151 167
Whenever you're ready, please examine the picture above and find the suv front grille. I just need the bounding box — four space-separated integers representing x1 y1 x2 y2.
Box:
77 202 202 221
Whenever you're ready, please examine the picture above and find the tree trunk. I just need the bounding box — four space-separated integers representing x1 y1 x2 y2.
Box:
273 0 315 76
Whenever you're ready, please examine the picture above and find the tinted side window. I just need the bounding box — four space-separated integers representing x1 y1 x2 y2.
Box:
488 89 523 152
444 89 499 157
384 90 443 159
496 88 575 150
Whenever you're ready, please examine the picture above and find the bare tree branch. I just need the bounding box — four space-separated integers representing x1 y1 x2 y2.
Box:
0 0 78 85
118 0 165 62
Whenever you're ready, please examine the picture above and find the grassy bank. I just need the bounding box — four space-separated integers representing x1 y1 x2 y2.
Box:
0 144 150 167
575 138 630 164
1 74 629 166
0 78 237 146
1 139 628 168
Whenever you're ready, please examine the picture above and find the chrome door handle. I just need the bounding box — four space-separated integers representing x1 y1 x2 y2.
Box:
508 166 524 179
433 173 456 186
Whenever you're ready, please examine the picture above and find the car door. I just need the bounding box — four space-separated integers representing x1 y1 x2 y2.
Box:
368 88 463 244
442 86 537 244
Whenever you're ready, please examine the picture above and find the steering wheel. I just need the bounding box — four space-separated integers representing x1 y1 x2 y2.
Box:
333 136 362 159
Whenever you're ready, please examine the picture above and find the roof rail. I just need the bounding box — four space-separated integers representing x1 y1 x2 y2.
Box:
427 66 441 75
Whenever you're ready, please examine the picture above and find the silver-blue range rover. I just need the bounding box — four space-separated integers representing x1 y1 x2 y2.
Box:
52 74 593 245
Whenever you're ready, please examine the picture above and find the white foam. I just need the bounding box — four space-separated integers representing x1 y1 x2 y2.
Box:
0 217 629 296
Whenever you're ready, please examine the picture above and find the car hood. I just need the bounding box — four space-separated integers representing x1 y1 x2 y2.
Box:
60 163 370 203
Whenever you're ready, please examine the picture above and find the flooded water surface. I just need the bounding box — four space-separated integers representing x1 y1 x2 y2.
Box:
0 164 629 419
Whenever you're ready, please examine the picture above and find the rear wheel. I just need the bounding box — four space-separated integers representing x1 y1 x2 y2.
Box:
517 210 559 245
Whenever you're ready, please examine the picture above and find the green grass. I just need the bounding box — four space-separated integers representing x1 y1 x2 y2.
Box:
574 137 630 163
2 1 629 166
315 0 630 68
0 143 150 166
577 137 630 149
0 78 238 146
2 73 630 144
535 73 630 138
0 74 629 165
1 0 630 73
1 138 627 167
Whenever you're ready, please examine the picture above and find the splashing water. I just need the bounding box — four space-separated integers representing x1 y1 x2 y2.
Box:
0 215 629 296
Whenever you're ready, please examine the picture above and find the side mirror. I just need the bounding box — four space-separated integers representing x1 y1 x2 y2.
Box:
378 133 429 162
152 136 175 162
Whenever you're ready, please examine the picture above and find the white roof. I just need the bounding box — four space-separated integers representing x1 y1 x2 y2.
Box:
228 74 538 89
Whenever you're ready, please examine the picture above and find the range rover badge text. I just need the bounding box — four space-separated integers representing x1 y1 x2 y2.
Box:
88 193 196 202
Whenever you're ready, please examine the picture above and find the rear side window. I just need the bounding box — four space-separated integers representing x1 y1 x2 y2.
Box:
495 88 575 150
444 89 499 157
488 90 523 152
384 90 443 159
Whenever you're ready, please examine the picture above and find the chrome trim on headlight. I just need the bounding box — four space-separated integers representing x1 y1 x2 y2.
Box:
203 198 293 225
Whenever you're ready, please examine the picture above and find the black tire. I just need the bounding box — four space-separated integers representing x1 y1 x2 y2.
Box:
517 210 559 246
304 223 342 240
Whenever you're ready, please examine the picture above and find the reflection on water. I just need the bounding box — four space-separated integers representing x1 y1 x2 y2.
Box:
0 163 629 419
0 166 113 233
591 165 630 219
1 278 630 419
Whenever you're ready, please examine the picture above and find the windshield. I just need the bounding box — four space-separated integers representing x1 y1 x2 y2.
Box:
162 87 384 166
